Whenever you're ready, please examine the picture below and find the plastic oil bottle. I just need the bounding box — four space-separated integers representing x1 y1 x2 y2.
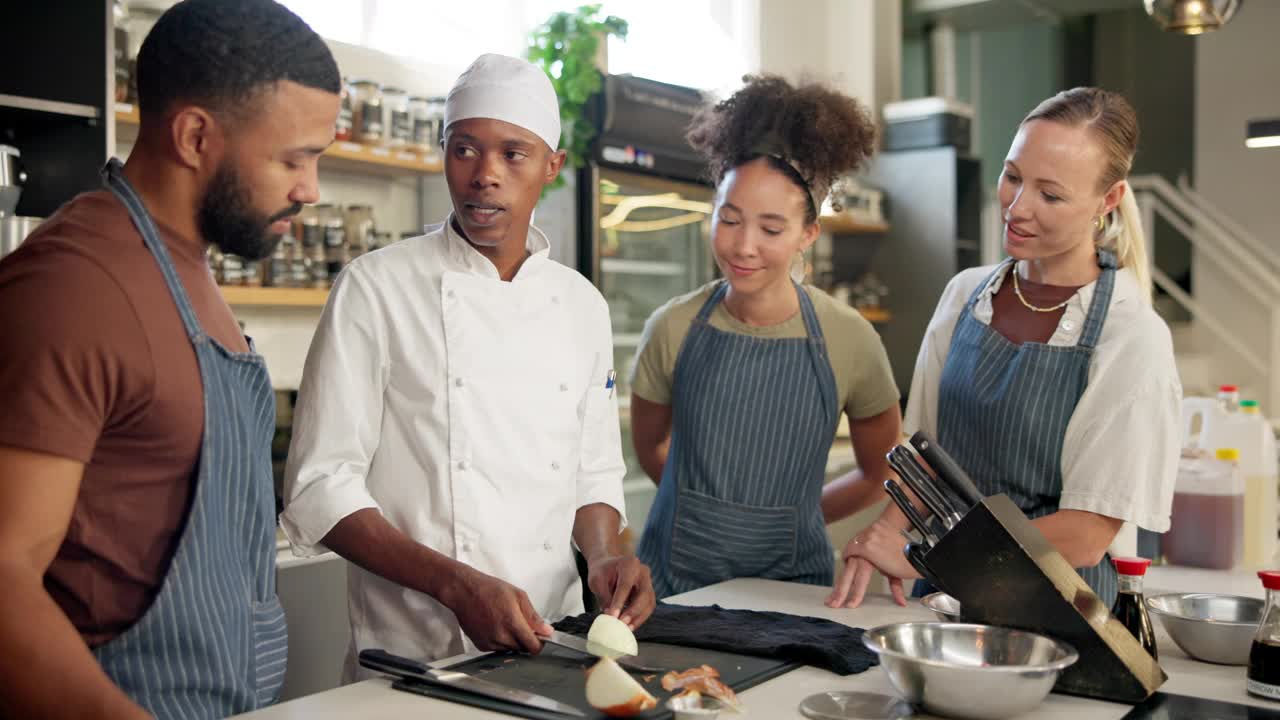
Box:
1162 448 1245 569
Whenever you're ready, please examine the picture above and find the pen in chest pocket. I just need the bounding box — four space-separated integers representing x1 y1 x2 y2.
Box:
605 370 616 398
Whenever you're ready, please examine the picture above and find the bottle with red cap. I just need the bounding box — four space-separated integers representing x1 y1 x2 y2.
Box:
1219 384 1241 413
1111 557 1157 659
1248 571 1280 699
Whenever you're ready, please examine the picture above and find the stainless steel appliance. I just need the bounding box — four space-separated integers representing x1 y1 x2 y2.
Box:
0 215 42 258
576 74 716 535
0 144 27 216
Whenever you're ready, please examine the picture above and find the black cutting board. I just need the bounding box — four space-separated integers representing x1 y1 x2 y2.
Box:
1121 692 1280 719
391 640 800 719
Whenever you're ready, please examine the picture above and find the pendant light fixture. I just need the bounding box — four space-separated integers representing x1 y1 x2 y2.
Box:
1144 0 1242 35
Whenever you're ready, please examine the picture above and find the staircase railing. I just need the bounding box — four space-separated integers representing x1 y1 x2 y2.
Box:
1130 174 1280 414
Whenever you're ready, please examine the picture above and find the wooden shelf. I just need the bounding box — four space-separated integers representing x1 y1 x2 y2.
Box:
819 214 889 235
220 286 328 307
114 105 442 177
857 307 892 324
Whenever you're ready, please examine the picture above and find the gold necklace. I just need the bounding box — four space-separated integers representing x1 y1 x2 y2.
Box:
1011 265 1071 313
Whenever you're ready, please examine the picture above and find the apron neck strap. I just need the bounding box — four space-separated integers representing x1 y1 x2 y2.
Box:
1077 249 1119 349
695 280 828 344
101 158 205 341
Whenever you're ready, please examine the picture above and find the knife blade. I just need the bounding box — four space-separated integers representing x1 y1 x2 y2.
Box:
541 630 666 673
359 648 586 717
909 430 985 509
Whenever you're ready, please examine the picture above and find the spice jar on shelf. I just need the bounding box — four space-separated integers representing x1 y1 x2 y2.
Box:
351 80 384 145
384 87 411 149
344 205 374 263
335 77 354 142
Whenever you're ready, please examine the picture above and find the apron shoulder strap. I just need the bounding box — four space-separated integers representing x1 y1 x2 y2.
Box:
1077 250 1119 350
692 280 729 325
101 159 205 341
960 261 1010 315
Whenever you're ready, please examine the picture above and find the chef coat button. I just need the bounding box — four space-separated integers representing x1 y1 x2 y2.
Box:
543 541 553 551
457 460 469 471
455 377 465 388
560 383 568 392
1062 320 1076 332
551 461 561 471
447 290 456 299
551 296 560 304
462 542 472 552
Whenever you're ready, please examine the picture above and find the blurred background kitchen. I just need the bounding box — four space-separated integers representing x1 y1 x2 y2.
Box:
2 0 1276 701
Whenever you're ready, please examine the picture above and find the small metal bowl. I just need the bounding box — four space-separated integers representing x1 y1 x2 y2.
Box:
863 622 1078 720
666 693 722 720
920 591 962 622
1146 593 1263 665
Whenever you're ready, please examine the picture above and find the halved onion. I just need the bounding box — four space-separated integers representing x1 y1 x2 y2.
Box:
587 613 639 657
585 657 658 717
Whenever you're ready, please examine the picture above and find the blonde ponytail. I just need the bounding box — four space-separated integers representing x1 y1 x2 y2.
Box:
1105 181 1151 302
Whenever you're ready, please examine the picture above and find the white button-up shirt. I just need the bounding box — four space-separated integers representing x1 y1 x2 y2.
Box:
904 262 1182 555
280 218 626 678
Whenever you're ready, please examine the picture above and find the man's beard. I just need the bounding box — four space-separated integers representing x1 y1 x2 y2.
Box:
198 163 299 260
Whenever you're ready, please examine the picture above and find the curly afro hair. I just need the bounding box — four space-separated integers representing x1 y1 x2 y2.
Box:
686 74 877 222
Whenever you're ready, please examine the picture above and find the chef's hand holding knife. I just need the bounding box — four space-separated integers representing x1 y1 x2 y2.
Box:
445 567 553 654
826 498 924 610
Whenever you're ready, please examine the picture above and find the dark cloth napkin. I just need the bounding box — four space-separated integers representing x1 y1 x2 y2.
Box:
553 602 878 676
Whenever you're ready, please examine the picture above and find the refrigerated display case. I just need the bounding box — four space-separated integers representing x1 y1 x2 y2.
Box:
576 75 717 539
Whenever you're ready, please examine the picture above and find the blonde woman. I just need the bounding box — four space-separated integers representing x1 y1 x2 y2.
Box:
831 87 1180 609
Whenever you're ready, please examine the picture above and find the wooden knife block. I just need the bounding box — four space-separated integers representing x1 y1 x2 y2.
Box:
921 494 1166 703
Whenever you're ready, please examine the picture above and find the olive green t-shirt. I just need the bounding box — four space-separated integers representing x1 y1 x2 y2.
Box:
631 281 900 419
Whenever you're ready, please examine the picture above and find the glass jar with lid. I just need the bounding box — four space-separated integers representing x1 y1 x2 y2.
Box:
409 96 434 155
351 80 384 145
427 97 447 156
335 77 354 141
383 87 411 149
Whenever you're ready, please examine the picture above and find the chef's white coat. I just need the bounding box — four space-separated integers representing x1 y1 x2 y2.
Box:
280 218 627 680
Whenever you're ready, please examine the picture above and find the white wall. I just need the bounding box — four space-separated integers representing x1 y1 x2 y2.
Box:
758 0 902 113
1192 1 1280 404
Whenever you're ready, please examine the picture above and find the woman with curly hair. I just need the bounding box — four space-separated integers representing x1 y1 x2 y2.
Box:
629 75 903 598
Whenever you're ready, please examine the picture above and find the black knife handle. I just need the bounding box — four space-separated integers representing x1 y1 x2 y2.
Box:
360 648 428 677
904 542 947 595
909 431 984 508
884 478 939 546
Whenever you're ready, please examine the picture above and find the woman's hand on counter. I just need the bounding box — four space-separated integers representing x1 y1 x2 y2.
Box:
825 509 920 609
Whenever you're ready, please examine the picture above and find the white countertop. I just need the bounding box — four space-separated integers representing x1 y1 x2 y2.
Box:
232 575 1280 719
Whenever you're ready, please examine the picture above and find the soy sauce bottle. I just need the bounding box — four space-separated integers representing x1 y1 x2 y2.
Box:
1248 571 1280 699
1111 557 1157 660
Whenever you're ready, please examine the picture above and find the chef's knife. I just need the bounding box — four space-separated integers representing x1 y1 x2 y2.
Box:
884 478 940 547
359 648 586 717
887 448 961 530
540 630 666 673
909 431 985 509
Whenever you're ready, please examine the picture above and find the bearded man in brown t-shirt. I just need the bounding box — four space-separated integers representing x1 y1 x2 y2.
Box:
0 1 340 718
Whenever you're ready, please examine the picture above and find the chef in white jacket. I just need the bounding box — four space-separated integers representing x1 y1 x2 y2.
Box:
281 53 656 680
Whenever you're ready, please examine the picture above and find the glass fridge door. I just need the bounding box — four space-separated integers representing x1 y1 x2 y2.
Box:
593 168 715 539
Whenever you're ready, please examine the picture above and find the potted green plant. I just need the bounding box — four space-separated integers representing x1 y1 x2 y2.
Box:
527 4 628 191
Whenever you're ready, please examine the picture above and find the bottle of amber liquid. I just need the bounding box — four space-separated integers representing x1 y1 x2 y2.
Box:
1248 571 1280 699
1111 557 1157 660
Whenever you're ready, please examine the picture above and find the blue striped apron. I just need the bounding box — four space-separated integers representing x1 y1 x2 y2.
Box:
92 158 287 718
637 281 841 598
925 250 1119 607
